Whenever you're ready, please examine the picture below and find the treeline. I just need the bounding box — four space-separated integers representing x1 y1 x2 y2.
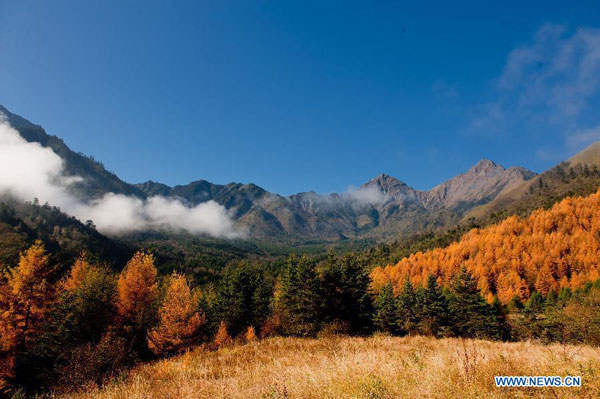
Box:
2 239 600 396
371 188 600 304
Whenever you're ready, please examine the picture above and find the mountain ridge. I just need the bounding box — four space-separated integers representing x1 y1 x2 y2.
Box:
0 105 537 243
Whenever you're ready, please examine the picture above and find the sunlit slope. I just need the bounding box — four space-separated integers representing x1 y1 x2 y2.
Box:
372 188 600 303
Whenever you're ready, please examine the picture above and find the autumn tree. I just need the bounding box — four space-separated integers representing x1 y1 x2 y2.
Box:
116 251 159 356
60 254 117 343
148 273 205 356
0 241 55 390
214 320 232 348
245 326 257 342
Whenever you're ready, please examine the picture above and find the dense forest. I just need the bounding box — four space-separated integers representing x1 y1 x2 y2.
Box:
371 188 600 304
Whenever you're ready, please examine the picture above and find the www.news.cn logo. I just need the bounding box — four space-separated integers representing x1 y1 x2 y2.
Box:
495 376 581 387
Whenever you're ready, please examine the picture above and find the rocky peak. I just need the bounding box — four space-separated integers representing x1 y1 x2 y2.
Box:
466 159 504 176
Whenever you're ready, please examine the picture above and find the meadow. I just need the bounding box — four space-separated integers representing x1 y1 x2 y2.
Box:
57 335 600 399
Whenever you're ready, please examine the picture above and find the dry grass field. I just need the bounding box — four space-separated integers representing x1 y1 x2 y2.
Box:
57 335 600 399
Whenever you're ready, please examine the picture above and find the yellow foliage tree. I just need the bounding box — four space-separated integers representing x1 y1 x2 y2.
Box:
214 320 232 348
117 251 159 352
148 273 205 355
0 241 55 389
371 189 600 303
245 326 257 342
63 252 91 292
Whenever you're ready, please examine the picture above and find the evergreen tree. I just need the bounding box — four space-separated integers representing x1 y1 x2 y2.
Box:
420 275 449 337
216 262 273 337
447 268 502 339
277 254 323 337
373 283 398 334
320 253 373 334
525 292 544 313
396 278 423 335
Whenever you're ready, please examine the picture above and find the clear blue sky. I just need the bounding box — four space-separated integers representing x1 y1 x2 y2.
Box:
1 1 600 195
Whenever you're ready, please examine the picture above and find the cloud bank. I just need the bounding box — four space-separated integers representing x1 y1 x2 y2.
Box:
0 119 240 238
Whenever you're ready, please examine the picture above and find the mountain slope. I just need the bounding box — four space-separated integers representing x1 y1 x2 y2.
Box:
422 159 535 210
466 141 600 222
0 105 536 243
0 105 142 199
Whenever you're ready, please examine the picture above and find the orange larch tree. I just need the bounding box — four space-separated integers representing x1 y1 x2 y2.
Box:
116 250 159 354
0 241 55 389
370 189 600 303
148 272 205 356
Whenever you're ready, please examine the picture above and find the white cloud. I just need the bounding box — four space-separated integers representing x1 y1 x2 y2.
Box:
344 185 387 205
0 119 240 238
472 24 600 131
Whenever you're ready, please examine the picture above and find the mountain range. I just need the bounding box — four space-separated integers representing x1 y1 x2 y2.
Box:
0 105 541 243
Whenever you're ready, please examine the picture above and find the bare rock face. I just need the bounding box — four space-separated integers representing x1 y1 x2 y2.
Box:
422 159 536 210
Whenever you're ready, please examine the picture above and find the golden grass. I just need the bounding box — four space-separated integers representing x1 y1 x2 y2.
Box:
57 335 600 399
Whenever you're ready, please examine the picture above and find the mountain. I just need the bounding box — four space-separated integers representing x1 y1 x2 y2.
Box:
466 141 600 222
0 105 537 243
0 105 143 199
568 142 600 166
422 159 536 210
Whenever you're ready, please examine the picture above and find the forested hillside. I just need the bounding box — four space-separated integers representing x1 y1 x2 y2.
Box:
371 188 600 303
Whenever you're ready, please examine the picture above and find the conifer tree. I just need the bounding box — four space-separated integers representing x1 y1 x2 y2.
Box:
277 254 323 337
421 275 449 337
214 321 232 348
0 241 55 389
216 262 273 337
116 251 159 356
447 268 502 339
320 253 373 334
373 283 398 334
61 254 117 343
245 326 257 342
148 273 205 355
396 278 423 335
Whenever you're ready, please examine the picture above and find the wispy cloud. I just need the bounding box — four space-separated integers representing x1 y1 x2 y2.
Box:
0 118 241 238
471 24 600 133
565 124 600 150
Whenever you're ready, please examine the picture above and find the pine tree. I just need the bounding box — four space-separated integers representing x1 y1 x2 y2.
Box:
447 268 502 339
396 279 423 335
320 253 373 334
277 254 323 337
116 251 159 356
148 273 205 355
216 262 273 337
373 283 398 334
420 275 449 337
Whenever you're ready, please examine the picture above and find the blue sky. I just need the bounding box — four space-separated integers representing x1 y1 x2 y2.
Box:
1 1 599 195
